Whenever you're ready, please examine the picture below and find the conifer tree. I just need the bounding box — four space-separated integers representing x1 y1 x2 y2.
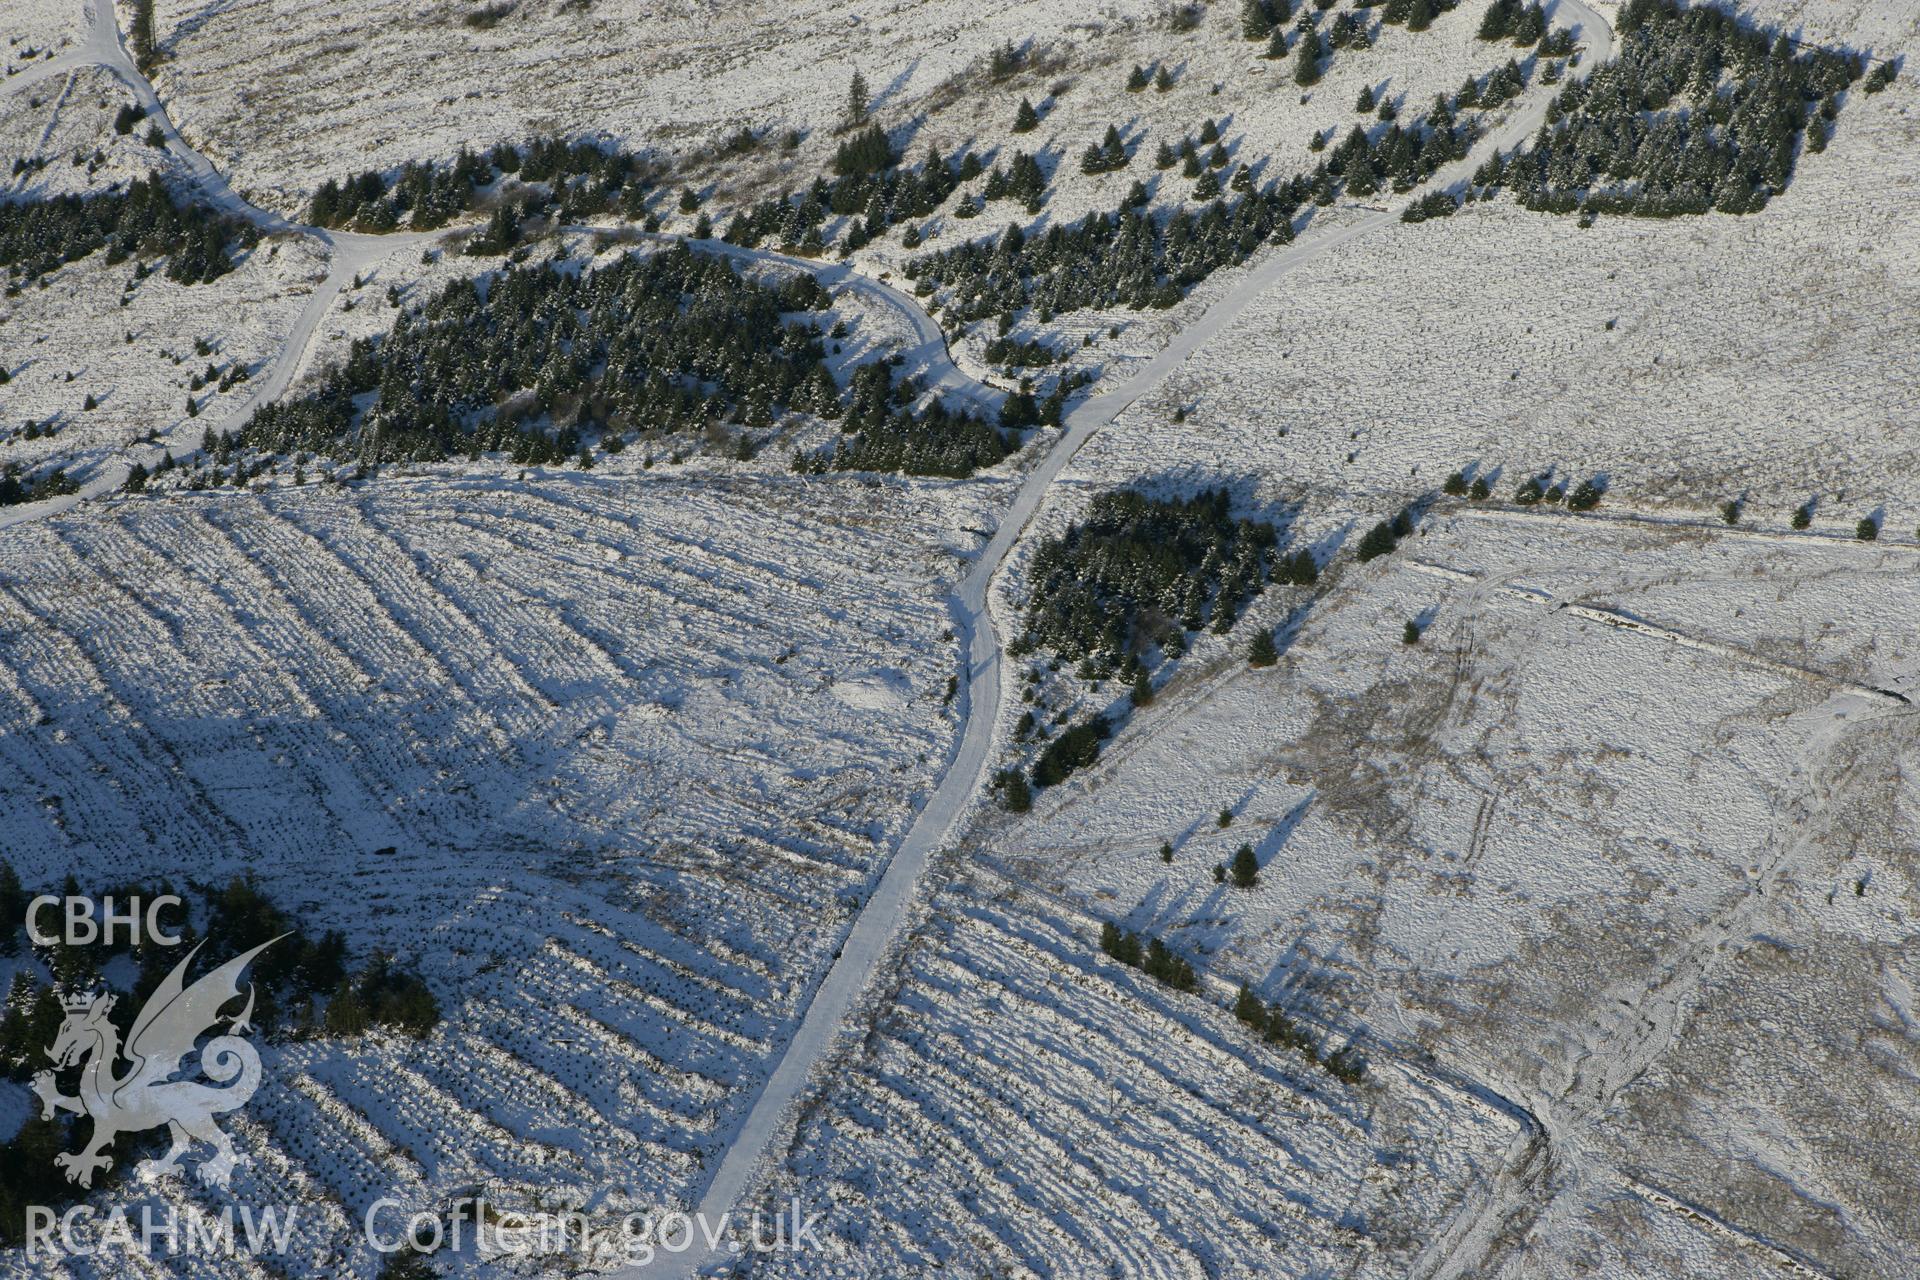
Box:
1345 148 1379 196
846 70 870 124
1101 923 1143 966
1478 0 1516 40
1013 98 1040 133
1511 0 1545 45
1248 629 1278 667
1144 937 1196 990
1357 520 1399 561
1294 32 1324 86
129 0 158 71
1230 842 1259 888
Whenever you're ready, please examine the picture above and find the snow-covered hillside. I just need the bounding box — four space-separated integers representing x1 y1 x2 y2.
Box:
972 504 1920 1277
0 62 331 491
0 470 995 1274
1097 63 1920 515
0 6 79 79
749 868 1523 1278
2 0 1916 1274
132 0 1508 213
0 231 324 478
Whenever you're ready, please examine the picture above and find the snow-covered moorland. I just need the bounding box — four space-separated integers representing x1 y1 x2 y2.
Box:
0 468 997 1274
750 866 1524 1278
135 0 1530 218
0 0 1916 1273
0 68 327 487
971 502 1920 1277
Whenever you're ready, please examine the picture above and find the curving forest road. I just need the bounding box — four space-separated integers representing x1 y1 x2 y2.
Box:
0 0 436 532
4 2 1621 1274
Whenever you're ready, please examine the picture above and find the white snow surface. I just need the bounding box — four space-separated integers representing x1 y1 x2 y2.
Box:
975 508 1920 1278
1 0 1917 1276
0 470 994 1275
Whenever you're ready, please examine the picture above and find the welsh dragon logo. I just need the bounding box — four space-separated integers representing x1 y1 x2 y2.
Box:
32 938 279 1189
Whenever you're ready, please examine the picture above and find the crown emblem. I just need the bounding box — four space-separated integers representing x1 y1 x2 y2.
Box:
60 988 101 1013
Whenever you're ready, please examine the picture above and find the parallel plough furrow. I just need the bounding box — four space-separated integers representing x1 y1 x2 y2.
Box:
854 1047 1208 1279
249 1069 428 1218
162 506 471 815
455 995 701 1180
271 498 554 728
239 502 530 753
0 575 242 874
526 938 766 1061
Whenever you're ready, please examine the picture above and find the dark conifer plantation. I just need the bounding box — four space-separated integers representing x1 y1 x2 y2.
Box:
0 464 79 508
1020 488 1278 660
909 190 1289 318
726 145 981 249
818 363 1018 477
1 177 257 287
245 243 837 464
310 136 662 230
831 124 896 177
244 243 1015 478
1031 714 1114 787
1486 0 1859 217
